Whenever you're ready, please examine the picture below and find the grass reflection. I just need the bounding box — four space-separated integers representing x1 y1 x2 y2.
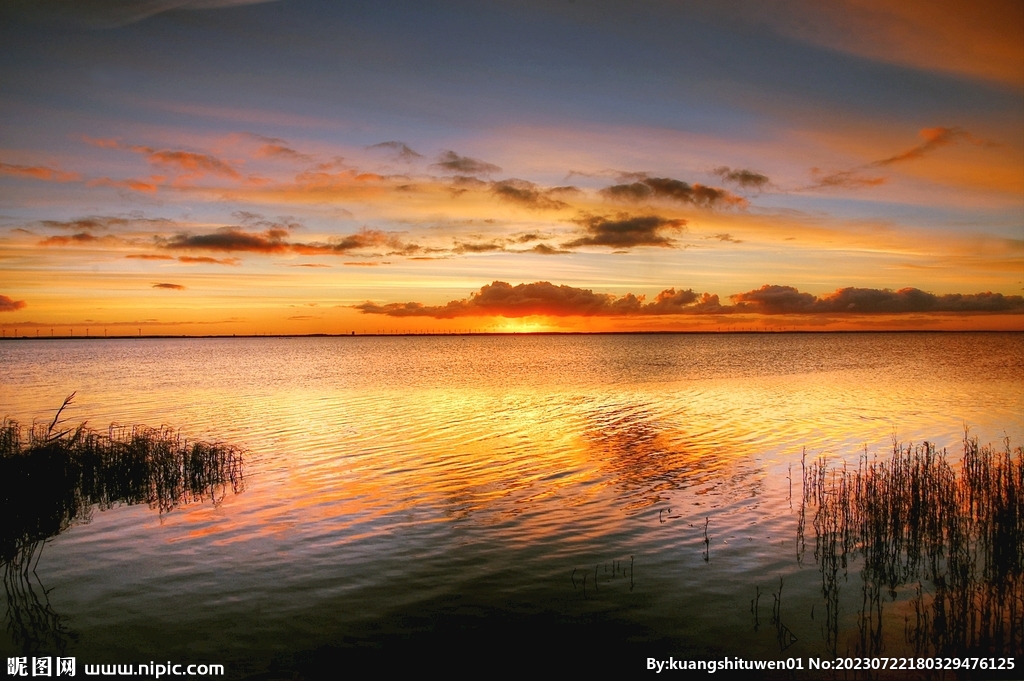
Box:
801 434 1023 659
1 407 244 654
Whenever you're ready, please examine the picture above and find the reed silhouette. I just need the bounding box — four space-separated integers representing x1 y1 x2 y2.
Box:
801 433 1023 659
571 556 635 600
1 399 244 654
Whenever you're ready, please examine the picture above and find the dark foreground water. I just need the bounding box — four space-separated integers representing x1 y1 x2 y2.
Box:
1 333 1022 676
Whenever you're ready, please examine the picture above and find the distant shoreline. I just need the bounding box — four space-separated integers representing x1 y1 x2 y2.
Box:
1 329 1022 340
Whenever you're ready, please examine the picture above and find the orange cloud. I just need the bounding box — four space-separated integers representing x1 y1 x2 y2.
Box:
355 281 1024 319
177 256 241 266
0 295 27 312
0 162 80 183
39 232 100 246
255 143 312 163
806 126 993 191
871 127 990 167
140 148 239 179
126 254 175 261
88 177 161 192
735 0 1024 88
354 281 724 318
90 139 240 179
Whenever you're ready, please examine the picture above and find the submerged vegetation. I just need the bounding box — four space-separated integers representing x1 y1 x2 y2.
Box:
1 396 244 653
801 434 1023 659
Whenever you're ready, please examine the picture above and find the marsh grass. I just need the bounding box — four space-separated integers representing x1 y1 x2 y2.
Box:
801 434 1023 659
0 418 244 562
1 412 244 653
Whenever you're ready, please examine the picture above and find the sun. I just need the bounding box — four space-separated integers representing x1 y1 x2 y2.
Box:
497 318 552 333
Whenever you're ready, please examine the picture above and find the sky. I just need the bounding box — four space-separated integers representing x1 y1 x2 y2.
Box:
1 0 1022 334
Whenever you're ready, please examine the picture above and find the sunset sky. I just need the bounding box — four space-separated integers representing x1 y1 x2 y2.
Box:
1 0 1022 334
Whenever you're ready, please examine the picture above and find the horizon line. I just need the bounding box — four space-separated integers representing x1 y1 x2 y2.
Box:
2 329 1022 340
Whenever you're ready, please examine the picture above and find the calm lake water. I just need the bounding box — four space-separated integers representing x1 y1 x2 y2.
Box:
1 333 1022 676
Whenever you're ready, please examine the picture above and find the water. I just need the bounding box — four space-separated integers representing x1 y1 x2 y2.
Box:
1 333 1022 675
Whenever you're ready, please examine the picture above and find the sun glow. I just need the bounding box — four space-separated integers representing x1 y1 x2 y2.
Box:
497 318 553 334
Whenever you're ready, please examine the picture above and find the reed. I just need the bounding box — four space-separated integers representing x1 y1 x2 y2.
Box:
1 411 244 653
0 417 244 562
801 433 1023 658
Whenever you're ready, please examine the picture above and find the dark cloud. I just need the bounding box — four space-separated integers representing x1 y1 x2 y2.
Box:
10 0 281 28
386 242 433 256
432 151 501 176
613 171 651 183
563 213 686 249
707 233 743 243
450 176 488 187
453 241 505 254
731 285 1024 314
601 176 745 208
712 167 770 191
42 218 117 231
527 243 572 255
165 227 289 253
730 285 816 314
293 229 412 255
356 281 624 318
356 282 1024 320
601 182 652 202
232 211 264 223
491 179 569 210
152 283 185 290
291 263 332 268
646 289 727 314
166 226 417 257
0 295 27 312
39 216 174 231
808 168 886 189
354 281 722 318
446 175 489 197
368 141 423 162
308 230 390 253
